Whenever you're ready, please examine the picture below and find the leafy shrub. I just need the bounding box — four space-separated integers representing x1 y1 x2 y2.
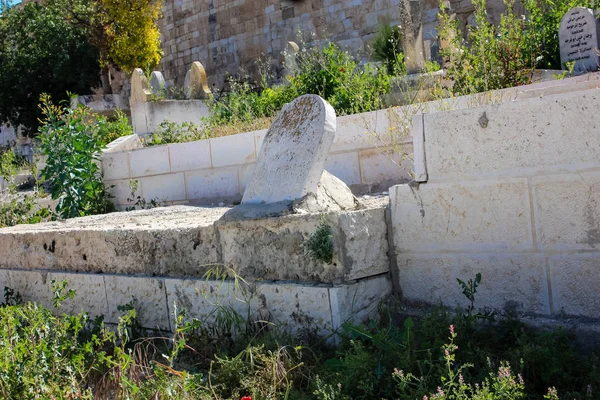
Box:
0 195 51 228
144 120 209 146
0 0 100 135
372 23 406 75
0 275 599 398
96 109 134 146
38 94 113 219
306 216 334 263
208 41 392 130
438 0 534 95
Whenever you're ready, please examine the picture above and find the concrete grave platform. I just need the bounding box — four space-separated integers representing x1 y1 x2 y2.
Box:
0 199 391 334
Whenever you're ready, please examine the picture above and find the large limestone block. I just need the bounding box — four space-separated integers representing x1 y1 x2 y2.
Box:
390 180 534 252
395 253 549 315
532 172 600 251
423 88 600 181
242 94 336 204
548 253 600 317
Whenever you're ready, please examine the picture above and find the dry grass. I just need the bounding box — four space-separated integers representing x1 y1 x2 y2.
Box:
210 117 273 138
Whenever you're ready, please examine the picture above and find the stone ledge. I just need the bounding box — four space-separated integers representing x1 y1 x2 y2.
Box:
0 201 389 285
0 268 391 337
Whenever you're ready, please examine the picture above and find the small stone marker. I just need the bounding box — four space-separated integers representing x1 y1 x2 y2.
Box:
185 61 211 99
149 71 166 97
130 68 151 107
559 7 600 74
284 41 300 76
399 0 426 74
242 94 336 205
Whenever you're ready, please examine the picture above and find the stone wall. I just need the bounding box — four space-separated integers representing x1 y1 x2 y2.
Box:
390 86 600 318
102 108 414 208
159 0 507 88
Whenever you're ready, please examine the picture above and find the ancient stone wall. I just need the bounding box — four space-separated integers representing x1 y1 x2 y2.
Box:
159 0 507 88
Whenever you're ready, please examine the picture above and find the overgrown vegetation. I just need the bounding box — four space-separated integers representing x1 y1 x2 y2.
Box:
0 273 598 399
38 95 114 219
207 42 392 132
96 109 134 146
144 120 209 146
437 0 596 95
0 0 101 135
306 216 334 264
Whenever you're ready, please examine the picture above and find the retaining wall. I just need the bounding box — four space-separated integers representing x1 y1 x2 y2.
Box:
391 87 600 318
102 109 414 208
103 72 600 209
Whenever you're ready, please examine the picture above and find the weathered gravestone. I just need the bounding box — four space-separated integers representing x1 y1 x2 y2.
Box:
559 7 600 74
235 94 357 217
149 71 166 97
184 61 211 99
399 0 426 74
129 68 151 107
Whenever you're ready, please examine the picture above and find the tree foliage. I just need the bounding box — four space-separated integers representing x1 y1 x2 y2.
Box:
65 0 163 72
0 1 101 135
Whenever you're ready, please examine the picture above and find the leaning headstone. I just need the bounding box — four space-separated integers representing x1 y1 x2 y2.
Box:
242 94 349 205
185 61 211 99
284 41 300 77
399 0 426 74
129 68 151 107
149 71 166 98
559 7 600 74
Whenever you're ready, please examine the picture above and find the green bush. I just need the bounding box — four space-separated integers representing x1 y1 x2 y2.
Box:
145 120 210 146
96 109 134 146
38 94 113 219
208 41 392 129
372 23 406 75
0 0 100 136
0 276 599 399
438 0 597 96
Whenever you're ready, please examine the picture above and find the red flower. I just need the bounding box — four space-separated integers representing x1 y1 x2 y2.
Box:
339 67 345 73
241 397 252 400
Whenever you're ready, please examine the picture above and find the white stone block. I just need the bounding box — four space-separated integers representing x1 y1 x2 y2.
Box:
185 167 240 199
548 253 600 317
331 275 392 328
390 179 534 252
254 129 269 154
104 134 143 153
102 151 130 181
336 208 390 281
238 163 256 192
141 173 186 202
48 272 109 319
129 146 171 177
257 283 335 336
210 131 256 168
412 113 427 182
169 139 212 172
423 89 600 181
130 103 149 135
332 110 379 152
106 179 134 206
165 278 249 331
325 152 361 185
532 172 600 251
144 100 210 135
9 270 53 309
104 275 170 330
395 253 549 314
359 147 412 186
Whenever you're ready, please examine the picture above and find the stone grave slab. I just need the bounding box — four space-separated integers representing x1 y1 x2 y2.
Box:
149 71 166 97
242 94 336 205
560 7 600 74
